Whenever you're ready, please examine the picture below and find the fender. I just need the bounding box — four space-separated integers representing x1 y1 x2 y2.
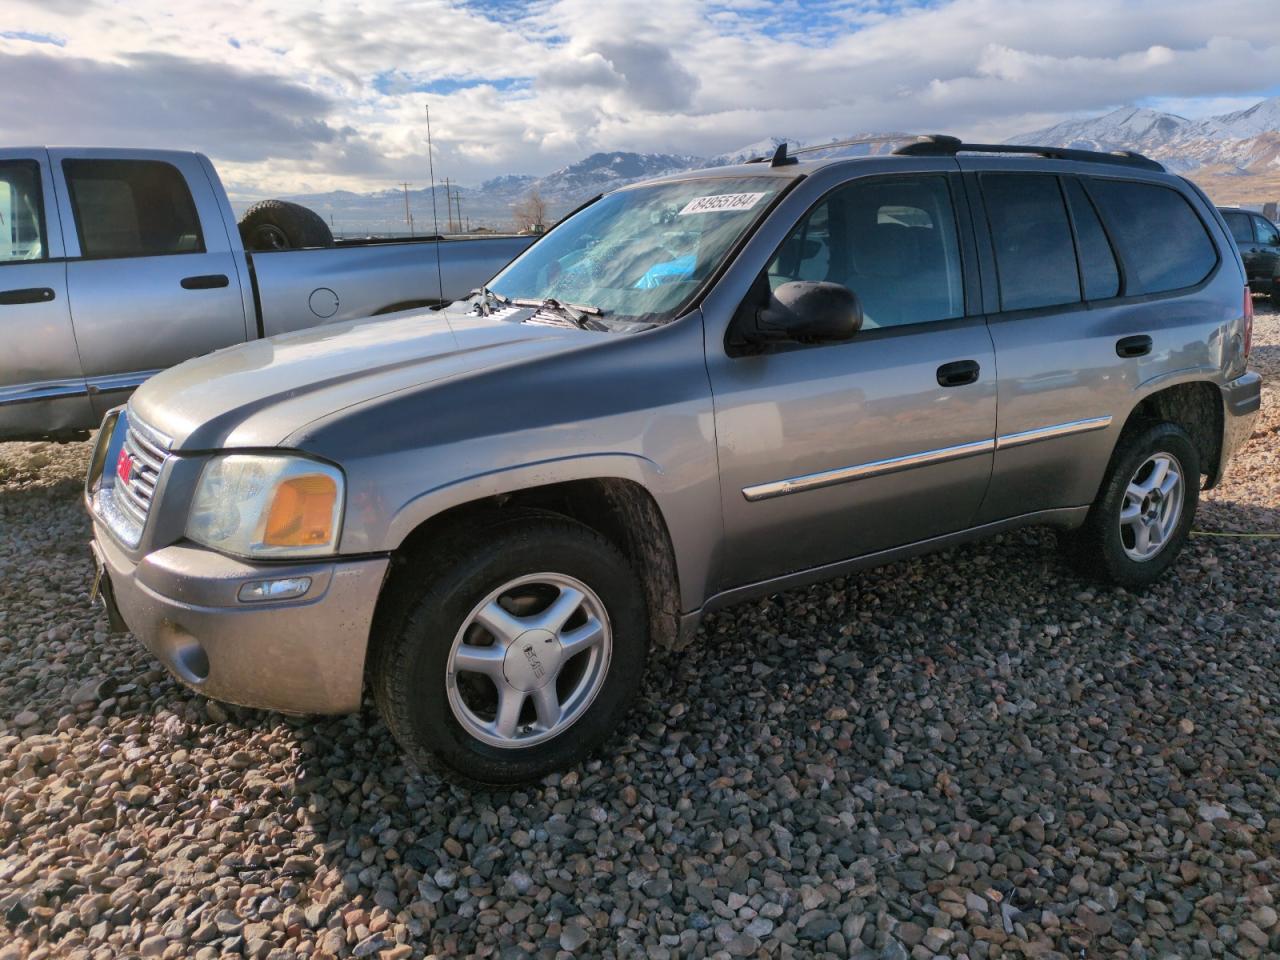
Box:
381 451 718 613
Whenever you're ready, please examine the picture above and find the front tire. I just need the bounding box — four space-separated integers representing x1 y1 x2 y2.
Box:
370 513 650 786
1062 421 1199 588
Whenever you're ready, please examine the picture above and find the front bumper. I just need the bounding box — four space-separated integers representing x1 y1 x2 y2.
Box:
92 521 389 714
1217 370 1262 482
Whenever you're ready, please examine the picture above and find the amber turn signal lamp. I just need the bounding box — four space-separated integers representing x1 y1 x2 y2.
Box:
262 474 338 546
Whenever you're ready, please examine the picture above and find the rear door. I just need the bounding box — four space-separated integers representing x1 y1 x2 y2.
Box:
0 149 92 436
52 151 249 417
970 164 1221 521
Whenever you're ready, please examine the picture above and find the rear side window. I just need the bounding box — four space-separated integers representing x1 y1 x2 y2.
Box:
1063 178 1120 300
1255 217 1280 246
982 173 1080 311
767 174 964 330
0 160 46 263
1223 211 1253 245
63 159 204 259
1086 179 1216 295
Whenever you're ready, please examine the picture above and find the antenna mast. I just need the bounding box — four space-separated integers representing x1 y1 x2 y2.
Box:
425 103 445 304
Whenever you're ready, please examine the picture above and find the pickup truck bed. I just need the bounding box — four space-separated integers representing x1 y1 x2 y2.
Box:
0 147 531 440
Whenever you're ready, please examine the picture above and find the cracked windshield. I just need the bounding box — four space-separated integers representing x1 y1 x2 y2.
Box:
488 177 782 324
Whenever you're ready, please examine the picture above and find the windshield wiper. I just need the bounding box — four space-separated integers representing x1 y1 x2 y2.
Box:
470 285 510 316
511 297 607 331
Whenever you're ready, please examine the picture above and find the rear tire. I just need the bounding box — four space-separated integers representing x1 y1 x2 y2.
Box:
370 512 650 786
237 199 334 251
1270 287 1280 309
1061 421 1199 589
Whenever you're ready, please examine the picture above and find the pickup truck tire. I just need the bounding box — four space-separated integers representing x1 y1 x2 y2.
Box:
1062 421 1199 589
370 512 649 786
238 199 334 251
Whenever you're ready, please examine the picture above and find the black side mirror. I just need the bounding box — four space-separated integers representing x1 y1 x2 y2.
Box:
750 280 862 345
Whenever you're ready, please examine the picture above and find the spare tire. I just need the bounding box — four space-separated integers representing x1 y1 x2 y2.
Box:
238 199 334 251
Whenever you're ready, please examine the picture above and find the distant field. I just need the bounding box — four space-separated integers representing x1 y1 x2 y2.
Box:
1194 167 1280 208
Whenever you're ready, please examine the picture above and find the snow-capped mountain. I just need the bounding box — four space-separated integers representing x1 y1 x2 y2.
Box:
1016 97 1280 175
254 97 1280 233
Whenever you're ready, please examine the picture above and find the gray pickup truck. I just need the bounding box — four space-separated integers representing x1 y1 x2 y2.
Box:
87 136 1261 785
0 147 530 440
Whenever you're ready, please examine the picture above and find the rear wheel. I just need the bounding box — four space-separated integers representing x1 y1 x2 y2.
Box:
1062 421 1199 588
371 513 650 785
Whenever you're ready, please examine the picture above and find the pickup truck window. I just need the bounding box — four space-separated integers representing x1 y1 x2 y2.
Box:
1222 211 1254 245
63 159 204 259
487 177 782 324
768 175 964 329
0 160 46 263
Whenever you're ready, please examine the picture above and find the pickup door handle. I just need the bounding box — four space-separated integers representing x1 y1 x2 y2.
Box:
1116 335 1152 358
937 359 981 387
180 274 230 290
0 287 55 305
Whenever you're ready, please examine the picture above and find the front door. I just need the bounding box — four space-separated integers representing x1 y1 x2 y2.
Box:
0 150 93 437
705 172 997 590
52 151 249 417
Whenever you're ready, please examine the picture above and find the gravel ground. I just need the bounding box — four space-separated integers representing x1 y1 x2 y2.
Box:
1 305 1278 960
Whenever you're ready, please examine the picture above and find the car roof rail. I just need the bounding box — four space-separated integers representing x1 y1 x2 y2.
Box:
747 134 919 167
892 134 1165 171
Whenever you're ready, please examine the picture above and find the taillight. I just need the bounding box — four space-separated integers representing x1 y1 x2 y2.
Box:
1243 286 1253 360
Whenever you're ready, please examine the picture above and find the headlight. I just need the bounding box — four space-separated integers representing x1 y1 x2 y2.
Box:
186 454 344 559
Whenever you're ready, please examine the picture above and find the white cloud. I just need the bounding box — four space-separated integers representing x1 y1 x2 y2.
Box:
0 0 1278 196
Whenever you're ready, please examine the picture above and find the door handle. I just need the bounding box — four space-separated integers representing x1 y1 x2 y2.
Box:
180 274 230 290
1116 335 1152 358
937 359 980 387
0 287 55 305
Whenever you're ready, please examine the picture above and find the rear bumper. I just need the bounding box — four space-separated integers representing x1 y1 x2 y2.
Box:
1217 371 1262 483
93 522 388 714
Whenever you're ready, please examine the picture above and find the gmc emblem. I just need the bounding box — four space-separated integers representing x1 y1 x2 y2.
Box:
116 447 134 485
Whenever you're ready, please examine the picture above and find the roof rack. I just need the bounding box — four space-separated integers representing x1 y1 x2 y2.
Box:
893 134 1164 171
747 134 917 168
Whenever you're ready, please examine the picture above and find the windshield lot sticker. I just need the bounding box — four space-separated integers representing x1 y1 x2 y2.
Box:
678 193 767 215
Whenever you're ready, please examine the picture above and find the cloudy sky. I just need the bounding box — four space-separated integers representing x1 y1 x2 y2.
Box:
3 0 1280 198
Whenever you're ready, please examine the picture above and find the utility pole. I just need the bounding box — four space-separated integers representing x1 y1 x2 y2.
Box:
443 178 452 233
399 182 414 237
454 190 463 234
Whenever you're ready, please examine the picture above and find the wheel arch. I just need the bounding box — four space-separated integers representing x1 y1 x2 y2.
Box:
381 467 684 651
1117 377 1224 488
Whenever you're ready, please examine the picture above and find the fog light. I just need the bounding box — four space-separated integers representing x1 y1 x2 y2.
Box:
237 577 312 603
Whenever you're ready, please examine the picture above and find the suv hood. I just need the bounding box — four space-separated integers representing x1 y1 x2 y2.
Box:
129 306 584 451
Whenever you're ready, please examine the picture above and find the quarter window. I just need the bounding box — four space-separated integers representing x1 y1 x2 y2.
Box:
981 173 1080 312
1063 178 1120 301
1086 179 1216 295
63 159 204 259
0 160 46 264
767 175 964 329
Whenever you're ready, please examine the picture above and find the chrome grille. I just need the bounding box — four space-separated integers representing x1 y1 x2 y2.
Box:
95 412 173 547
114 418 169 525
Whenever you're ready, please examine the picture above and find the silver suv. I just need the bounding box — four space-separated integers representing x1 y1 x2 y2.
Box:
86 136 1262 784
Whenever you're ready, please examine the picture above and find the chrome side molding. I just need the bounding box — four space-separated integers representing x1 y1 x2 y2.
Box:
995 415 1112 449
0 369 162 407
742 438 995 502
742 415 1113 502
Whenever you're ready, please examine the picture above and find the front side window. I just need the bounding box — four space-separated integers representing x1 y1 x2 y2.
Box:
1223 211 1253 245
63 159 204 259
767 175 964 329
488 177 783 325
1086 179 1216 295
1255 216 1280 246
0 160 46 264
982 173 1080 312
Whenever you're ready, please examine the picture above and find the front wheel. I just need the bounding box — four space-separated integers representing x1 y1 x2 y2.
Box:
1062 421 1200 588
370 514 650 785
